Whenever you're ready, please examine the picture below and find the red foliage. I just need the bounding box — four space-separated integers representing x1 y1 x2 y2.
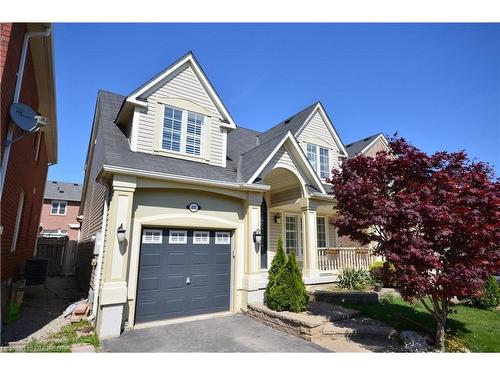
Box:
329 137 500 304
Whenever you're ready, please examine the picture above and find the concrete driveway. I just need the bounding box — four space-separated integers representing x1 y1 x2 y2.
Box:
102 314 328 352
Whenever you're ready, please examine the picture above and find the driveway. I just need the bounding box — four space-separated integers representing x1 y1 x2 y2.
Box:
102 314 328 352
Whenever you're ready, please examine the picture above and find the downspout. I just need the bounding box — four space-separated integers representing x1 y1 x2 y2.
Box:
87 187 110 322
0 27 52 198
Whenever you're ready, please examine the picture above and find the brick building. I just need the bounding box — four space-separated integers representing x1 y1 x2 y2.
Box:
0 23 57 322
40 180 82 241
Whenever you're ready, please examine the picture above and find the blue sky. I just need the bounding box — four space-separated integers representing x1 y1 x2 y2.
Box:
50 23 500 182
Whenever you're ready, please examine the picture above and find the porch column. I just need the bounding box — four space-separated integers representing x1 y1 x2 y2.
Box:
96 175 136 339
241 191 264 304
300 198 320 280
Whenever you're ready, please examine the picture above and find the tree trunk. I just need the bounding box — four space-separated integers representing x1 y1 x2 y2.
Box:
435 318 445 352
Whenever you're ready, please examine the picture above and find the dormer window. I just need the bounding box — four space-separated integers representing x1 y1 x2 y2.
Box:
162 106 205 157
307 143 330 179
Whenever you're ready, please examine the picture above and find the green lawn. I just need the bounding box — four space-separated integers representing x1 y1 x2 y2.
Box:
341 294 500 352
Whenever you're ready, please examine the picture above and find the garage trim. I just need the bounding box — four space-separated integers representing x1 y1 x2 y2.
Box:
127 213 241 327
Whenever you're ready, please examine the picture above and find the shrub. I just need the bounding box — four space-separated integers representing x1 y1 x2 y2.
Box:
337 267 372 290
266 252 308 312
369 261 397 288
264 238 287 305
471 276 500 310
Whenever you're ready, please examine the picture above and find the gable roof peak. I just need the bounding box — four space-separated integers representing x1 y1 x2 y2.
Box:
116 52 236 129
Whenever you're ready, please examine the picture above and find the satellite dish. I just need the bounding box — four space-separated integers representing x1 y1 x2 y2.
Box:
9 103 38 132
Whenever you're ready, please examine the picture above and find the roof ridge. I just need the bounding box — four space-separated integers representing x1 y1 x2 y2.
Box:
239 129 291 157
345 132 383 147
257 101 319 139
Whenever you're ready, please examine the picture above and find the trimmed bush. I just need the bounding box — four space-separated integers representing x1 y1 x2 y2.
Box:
338 267 372 290
266 252 308 312
264 238 287 305
472 276 500 310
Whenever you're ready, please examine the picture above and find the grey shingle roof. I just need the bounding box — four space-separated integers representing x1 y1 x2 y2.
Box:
257 102 318 145
345 133 382 157
92 90 381 187
45 180 82 201
226 126 259 173
238 132 288 183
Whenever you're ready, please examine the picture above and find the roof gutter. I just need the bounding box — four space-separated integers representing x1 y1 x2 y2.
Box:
101 164 271 192
0 26 52 199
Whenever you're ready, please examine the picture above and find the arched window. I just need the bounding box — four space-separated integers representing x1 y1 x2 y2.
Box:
260 198 268 269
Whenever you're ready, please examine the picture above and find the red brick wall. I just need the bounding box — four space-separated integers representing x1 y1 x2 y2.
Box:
1 23 50 319
40 200 81 241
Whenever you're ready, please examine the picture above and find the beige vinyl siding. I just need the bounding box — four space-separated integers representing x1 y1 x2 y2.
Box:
364 137 389 158
261 145 309 187
135 65 225 166
297 110 342 171
268 211 282 266
77 124 109 292
271 187 301 206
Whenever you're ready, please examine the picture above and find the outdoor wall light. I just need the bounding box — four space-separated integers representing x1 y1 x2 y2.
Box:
117 224 126 244
274 213 282 224
253 229 262 245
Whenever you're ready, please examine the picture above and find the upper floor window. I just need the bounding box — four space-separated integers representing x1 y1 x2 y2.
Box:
306 144 330 179
162 106 204 157
51 200 67 215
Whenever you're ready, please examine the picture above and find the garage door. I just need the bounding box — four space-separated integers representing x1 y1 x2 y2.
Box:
135 228 232 323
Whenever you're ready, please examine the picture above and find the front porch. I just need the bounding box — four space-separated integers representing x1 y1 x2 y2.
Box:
260 166 377 284
317 247 377 275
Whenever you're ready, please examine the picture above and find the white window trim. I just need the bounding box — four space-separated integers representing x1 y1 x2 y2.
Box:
283 213 301 257
161 105 205 158
316 216 329 249
142 229 163 244
11 191 25 252
50 200 67 216
193 231 210 244
169 230 187 244
307 143 331 180
215 231 230 245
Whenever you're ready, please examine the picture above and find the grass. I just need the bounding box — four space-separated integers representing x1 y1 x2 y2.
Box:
341 294 500 352
5 320 99 353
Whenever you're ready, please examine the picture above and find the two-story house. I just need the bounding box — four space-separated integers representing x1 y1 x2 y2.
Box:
78 52 389 339
40 180 82 241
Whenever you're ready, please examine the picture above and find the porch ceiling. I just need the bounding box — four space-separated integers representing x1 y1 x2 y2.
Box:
263 168 300 193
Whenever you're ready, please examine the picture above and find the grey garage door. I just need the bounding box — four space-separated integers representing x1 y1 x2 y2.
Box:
135 228 232 323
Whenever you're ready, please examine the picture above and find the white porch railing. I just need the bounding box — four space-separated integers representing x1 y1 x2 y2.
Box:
317 247 377 272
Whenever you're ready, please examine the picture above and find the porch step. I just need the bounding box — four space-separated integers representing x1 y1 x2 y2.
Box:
321 317 397 339
307 301 360 321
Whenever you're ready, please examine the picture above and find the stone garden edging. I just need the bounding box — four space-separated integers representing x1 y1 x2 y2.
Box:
247 303 326 341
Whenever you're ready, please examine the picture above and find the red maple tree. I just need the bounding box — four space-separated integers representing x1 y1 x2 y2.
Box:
329 137 500 351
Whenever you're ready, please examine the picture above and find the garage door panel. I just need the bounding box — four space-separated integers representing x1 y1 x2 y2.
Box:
190 274 209 286
163 297 187 314
192 252 210 264
215 272 230 285
136 228 231 323
138 276 160 292
168 252 187 265
166 275 186 289
140 253 161 266
135 301 158 319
